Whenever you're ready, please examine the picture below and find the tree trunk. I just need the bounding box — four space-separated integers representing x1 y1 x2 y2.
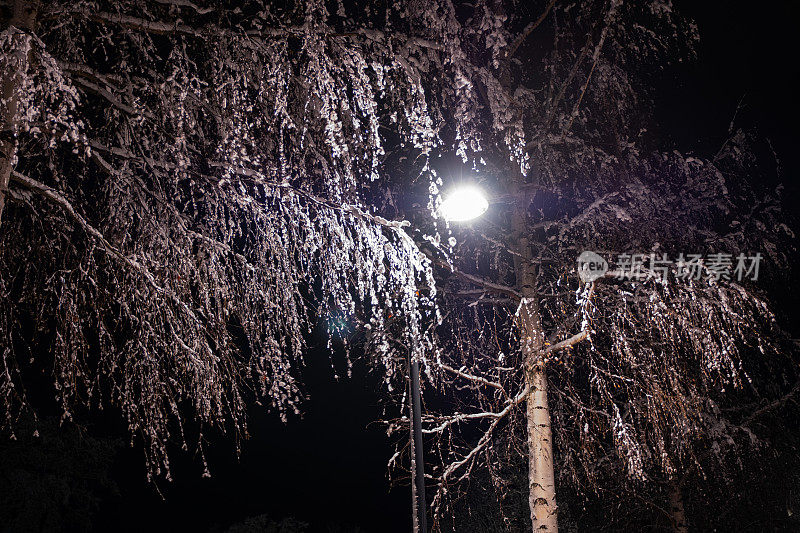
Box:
526 357 558 531
519 297 558 531
669 483 688 533
0 0 38 227
514 203 559 531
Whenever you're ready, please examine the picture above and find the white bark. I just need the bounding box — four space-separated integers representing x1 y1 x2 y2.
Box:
519 296 558 531
527 360 558 531
514 203 559 531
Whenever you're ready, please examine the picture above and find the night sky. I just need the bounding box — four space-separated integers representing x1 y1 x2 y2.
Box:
96 344 408 532
1 1 799 532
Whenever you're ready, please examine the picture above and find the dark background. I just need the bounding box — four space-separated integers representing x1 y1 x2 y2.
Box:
97 341 408 533
2 1 799 532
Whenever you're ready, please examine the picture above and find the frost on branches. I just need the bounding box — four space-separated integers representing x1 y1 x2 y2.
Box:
1 0 794 528
373 1 794 530
419 141 791 527
0 0 522 480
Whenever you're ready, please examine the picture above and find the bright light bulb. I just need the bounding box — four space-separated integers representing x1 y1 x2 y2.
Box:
439 186 489 222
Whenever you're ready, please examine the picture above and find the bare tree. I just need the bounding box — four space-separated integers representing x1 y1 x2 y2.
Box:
382 2 794 532
415 144 789 530
0 0 498 480
1 1 794 532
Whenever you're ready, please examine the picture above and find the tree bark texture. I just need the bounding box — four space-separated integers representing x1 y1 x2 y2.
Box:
514 202 558 532
670 483 689 533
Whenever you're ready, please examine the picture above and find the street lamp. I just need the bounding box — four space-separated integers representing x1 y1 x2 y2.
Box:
409 356 428 533
439 186 489 222
411 184 489 533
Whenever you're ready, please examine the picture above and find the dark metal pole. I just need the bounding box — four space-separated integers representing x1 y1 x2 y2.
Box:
410 356 428 533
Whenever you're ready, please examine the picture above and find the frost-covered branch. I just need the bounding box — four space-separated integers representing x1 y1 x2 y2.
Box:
438 362 507 396
2 0 488 481
503 0 557 63
543 330 588 355
429 384 529 514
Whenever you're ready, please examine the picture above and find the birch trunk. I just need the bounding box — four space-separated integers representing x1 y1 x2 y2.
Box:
514 204 559 531
669 483 688 533
526 352 558 531
0 0 37 227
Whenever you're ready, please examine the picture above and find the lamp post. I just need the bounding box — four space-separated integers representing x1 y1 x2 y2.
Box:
410 185 488 533
409 355 428 533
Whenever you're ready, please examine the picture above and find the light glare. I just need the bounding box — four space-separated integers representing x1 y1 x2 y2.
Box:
439 186 489 222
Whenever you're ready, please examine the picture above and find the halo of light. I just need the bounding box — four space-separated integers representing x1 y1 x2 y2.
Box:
439 186 489 222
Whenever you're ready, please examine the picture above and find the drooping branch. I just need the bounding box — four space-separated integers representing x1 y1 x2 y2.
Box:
422 411 503 434
559 0 620 138
430 384 529 512
424 250 522 299
503 0 557 63
84 137 419 242
60 8 445 52
743 381 800 428
438 362 508 396
9 170 182 301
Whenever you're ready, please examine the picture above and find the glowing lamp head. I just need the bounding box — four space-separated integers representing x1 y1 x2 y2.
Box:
439 186 489 222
